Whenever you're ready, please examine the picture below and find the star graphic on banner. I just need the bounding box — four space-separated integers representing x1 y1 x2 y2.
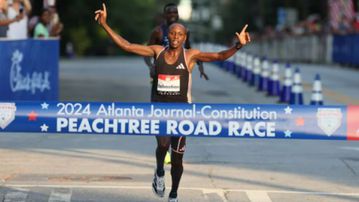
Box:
28 111 38 121
295 117 305 126
41 102 49 110
284 130 292 138
40 124 49 132
284 106 293 114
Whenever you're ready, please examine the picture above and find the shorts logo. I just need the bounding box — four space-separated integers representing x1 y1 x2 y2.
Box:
176 63 186 70
0 103 17 129
316 108 342 136
179 146 186 152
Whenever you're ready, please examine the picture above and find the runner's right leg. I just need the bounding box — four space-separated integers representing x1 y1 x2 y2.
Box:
153 136 171 197
156 136 171 175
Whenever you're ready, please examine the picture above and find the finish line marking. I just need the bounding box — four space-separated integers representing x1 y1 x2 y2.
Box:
3 188 28 202
48 188 72 202
2 184 359 197
246 191 272 202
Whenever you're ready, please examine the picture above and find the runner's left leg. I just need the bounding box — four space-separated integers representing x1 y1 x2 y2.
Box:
169 136 186 199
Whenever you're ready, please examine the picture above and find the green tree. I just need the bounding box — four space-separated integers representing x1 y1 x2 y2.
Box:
58 0 179 56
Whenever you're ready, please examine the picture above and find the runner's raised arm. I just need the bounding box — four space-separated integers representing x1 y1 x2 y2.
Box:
94 3 162 57
189 24 251 63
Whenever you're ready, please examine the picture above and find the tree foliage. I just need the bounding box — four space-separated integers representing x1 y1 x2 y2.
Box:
57 0 327 55
58 0 179 56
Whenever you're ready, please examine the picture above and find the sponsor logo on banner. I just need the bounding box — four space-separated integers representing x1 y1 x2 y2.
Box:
10 50 51 94
0 103 17 129
316 108 342 136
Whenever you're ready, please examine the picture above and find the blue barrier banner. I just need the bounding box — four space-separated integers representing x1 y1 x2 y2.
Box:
0 39 59 101
332 34 359 66
1 102 358 141
352 35 359 65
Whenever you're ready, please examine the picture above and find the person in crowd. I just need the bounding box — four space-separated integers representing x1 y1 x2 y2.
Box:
7 0 31 39
352 14 359 33
33 8 50 38
29 0 62 38
0 0 23 37
307 15 322 34
335 15 352 35
47 4 62 37
43 0 55 9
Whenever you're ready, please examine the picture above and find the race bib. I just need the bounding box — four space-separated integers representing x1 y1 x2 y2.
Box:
157 74 180 95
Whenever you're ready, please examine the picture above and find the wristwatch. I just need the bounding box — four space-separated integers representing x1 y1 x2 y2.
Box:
235 42 242 50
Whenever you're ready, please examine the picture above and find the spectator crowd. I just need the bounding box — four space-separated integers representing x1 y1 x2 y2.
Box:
260 12 359 42
0 0 62 39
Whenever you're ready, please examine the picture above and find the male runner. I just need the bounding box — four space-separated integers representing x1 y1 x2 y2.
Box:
95 4 250 202
145 3 209 80
147 3 205 165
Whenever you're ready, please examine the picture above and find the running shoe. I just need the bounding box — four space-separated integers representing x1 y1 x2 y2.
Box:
168 197 178 202
152 171 165 197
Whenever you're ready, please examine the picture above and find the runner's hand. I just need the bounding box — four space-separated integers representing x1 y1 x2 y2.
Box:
94 3 107 26
235 24 251 46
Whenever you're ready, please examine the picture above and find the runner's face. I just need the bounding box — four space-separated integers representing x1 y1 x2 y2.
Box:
168 24 186 49
165 6 179 25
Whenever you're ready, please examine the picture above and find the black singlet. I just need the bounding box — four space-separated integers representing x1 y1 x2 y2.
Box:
151 48 192 103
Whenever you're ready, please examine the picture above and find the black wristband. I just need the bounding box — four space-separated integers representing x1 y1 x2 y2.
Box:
235 42 242 50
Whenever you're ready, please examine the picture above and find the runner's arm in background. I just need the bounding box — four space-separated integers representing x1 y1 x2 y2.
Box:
185 31 209 80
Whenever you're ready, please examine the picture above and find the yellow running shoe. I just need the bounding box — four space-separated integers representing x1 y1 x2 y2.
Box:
164 151 171 165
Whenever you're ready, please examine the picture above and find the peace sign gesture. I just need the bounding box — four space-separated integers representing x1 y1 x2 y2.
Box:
94 3 107 26
235 24 251 46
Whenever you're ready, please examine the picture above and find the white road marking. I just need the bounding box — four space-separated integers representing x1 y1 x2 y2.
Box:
202 189 228 202
3 184 359 197
340 147 359 152
48 188 72 202
4 188 28 202
246 190 272 202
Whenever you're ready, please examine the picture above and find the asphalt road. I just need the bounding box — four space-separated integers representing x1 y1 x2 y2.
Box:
1 57 359 202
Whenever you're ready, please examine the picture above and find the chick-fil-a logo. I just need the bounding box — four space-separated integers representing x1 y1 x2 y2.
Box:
10 50 51 94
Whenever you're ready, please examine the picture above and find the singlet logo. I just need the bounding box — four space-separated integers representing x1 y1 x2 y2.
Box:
176 63 186 70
